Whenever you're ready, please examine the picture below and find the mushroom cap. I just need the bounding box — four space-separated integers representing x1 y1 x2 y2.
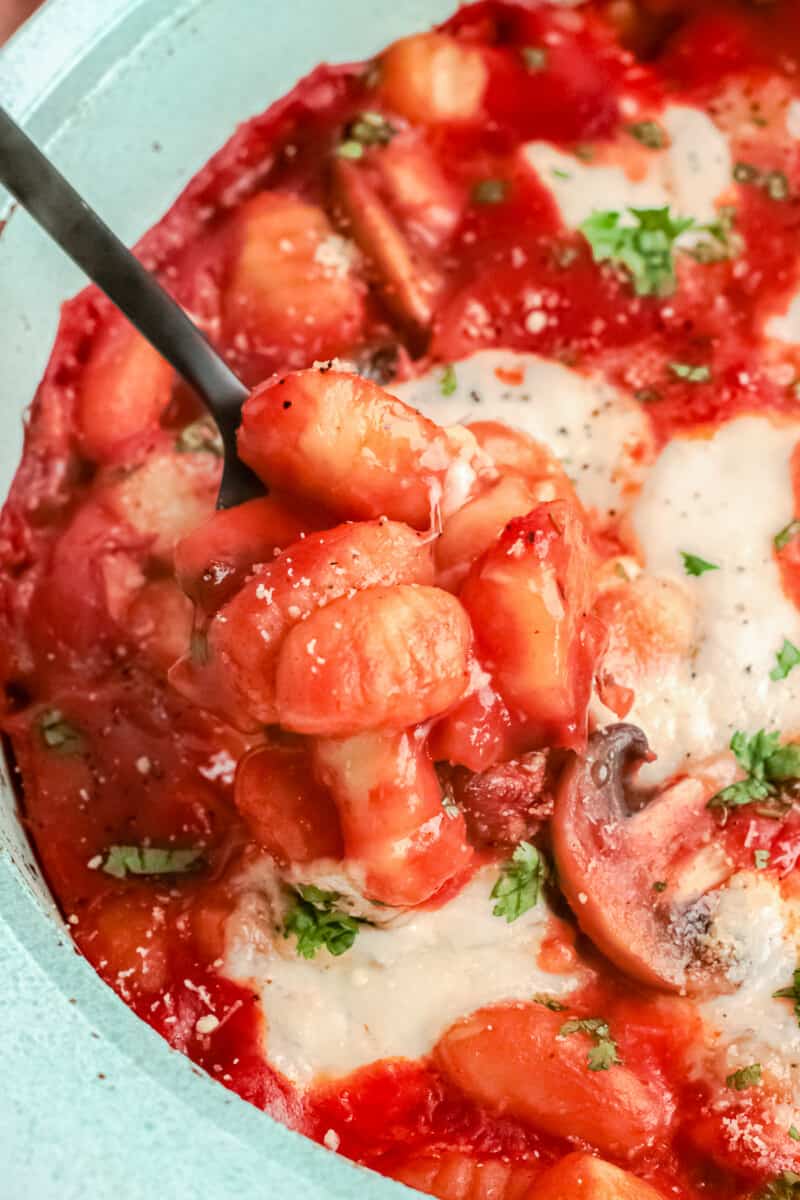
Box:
552 724 734 993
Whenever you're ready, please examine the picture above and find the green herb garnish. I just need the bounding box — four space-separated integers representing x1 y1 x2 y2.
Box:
774 967 800 1025
628 120 666 149
580 207 694 297
521 46 548 72
681 552 720 577
337 140 364 160
776 520 800 551
635 387 661 404
760 1172 800 1200
472 179 509 206
491 842 549 923
559 1017 621 1072
733 161 791 202
101 845 203 879
344 111 396 148
670 362 712 383
440 364 458 397
766 171 790 201
653 880 668 893
533 994 568 1012
771 639 800 682
789 1126 800 1141
726 1063 762 1090
734 161 761 184
284 885 361 959
754 849 771 870
708 730 800 813
39 709 84 754
685 205 740 265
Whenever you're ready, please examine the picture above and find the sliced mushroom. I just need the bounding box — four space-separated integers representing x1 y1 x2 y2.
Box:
333 158 443 341
552 724 737 993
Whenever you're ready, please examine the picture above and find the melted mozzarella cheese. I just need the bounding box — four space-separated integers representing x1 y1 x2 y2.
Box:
522 105 732 228
400 361 800 787
224 864 582 1086
608 416 800 784
392 349 653 521
697 873 800 1104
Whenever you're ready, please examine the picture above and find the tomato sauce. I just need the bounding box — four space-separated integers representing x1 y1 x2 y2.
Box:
4 3 800 1197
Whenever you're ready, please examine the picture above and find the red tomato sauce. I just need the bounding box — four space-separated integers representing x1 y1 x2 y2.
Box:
3 3 800 1197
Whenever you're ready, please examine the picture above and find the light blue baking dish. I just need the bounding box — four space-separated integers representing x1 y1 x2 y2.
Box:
0 2 454 1195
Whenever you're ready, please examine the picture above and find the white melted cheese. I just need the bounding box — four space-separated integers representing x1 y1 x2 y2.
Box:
224 864 582 1087
393 349 652 521
609 416 800 784
522 105 732 229
697 872 800 1105
398 364 800 791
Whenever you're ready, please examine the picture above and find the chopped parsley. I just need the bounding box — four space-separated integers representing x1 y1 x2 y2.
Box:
734 161 791 202
552 167 572 181
472 178 509 206
634 387 661 405
681 551 720 577
771 639 800 682
726 1063 762 1090
708 730 800 813
284 885 361 959
766 171 791 202
683 205 740 265
491 842 549 923
101 845 203 879
580 206 694 297
628 120 666 149
336 140 364 160
790 1126 800 1141
652 880 668 893
733 161 761 185
774 967 800 1025
521 46 548 72
344 111 396 149
760 1172 800 1200
754 849 771 870
533 994 567 1012
669 362 712 383
39 709 84 754
558 1017 621 1072
440 364 458 397
775 520 800 551
175 417 224 456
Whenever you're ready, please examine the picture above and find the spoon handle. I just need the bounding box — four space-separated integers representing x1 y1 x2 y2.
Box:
0 106 256 505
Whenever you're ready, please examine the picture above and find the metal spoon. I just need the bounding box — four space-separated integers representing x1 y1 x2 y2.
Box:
0 105 262 510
